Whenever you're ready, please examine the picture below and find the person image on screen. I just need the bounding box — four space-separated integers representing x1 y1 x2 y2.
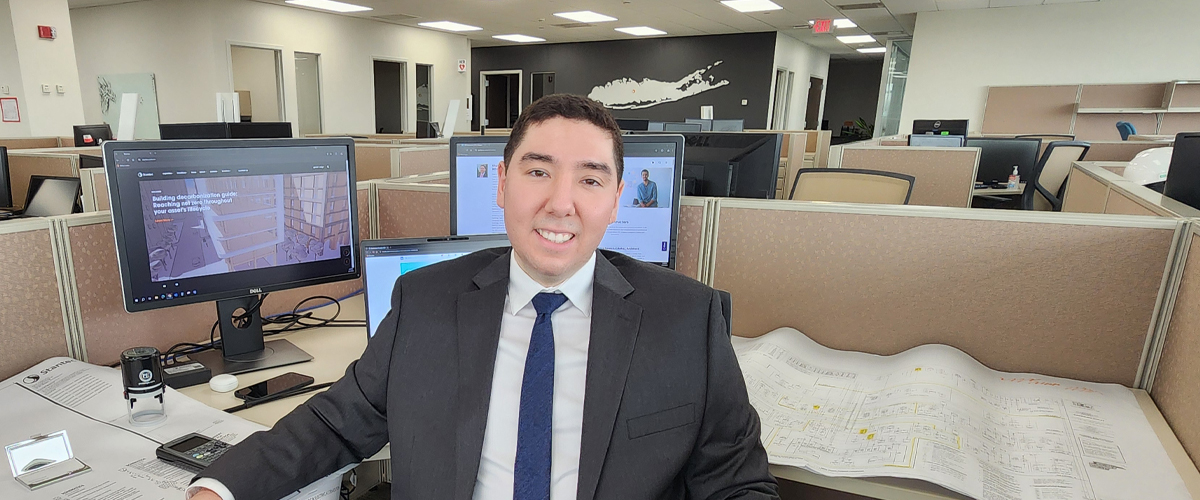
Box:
187 94 777 500
478 164 489 178
632 169 658 207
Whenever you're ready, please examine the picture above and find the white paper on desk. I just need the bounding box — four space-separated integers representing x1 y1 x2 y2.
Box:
734 329 1192 500
2 358 345 500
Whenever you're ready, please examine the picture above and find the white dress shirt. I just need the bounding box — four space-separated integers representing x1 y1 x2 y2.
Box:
188 252 596 500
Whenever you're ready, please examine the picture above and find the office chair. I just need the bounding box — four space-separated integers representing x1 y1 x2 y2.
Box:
1021 141 1091 211
789 168 915 205
1016 134 1075 160
1116 121 1137 141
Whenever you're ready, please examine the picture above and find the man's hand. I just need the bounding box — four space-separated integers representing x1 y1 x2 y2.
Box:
188 489 223 500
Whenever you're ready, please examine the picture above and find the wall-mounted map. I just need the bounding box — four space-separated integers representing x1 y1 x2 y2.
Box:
588 61 730 110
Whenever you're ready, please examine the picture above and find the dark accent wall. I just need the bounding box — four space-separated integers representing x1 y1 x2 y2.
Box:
470 32 777 130
823 58 883 138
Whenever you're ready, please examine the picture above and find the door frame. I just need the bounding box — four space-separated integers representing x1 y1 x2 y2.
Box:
479 70 522 128
805 75 826 131
372 56 410 133
769 67 792 130
294 51 324 135
416 63 435 124
226 41 287 122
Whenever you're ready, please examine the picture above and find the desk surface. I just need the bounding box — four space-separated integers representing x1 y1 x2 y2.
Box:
973 182 1025 196
179 296 1200 500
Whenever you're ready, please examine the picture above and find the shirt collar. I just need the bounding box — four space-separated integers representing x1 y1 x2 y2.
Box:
507 251 597 317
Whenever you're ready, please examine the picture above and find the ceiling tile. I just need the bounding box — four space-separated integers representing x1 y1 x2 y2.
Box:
989 0 1043 7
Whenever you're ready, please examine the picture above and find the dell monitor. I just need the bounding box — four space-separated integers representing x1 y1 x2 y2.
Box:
103 138 360 376
0 146 10 207
449 135 684 269
228 122 293 139
363 235 510 338
908 135 965 147
160 123 231 140
1163 132 1200 210
73 124 113 146
679 132 782 199
964 137 1042 186
913 119 969 137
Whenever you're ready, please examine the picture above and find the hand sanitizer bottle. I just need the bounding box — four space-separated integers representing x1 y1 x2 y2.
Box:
1008 166 1020 189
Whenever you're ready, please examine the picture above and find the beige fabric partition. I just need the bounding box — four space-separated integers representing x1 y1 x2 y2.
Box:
6 151 79 208
780 134 808 200
1061 163 1200 218
0 137 63 150
396 146 449 177
675 197 709 281
354 144 397 181
1074 114 1159 142
375 183 450 239
709 201 1179 386
1151 227 1200 468
0 219 73 379
982 85 1079 134
838 147 980 208
1082 140 1171 162
357 181 375 240
58 213 362 366
79 168 109 212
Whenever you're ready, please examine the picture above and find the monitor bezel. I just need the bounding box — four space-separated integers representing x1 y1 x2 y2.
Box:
448 134 685 270
103 138 361 313
361 234 512 338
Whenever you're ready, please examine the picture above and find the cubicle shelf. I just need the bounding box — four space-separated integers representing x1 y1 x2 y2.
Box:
1075 108 1166 114
1166 107 1200 113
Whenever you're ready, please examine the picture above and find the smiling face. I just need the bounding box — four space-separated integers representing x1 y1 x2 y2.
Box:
497 117 624 286
642 170 649 184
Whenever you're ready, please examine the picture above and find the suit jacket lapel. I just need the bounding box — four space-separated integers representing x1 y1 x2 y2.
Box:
576 255 642 500
454 251 511 500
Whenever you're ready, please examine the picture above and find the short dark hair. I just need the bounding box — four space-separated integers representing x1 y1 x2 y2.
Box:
503 94 624 179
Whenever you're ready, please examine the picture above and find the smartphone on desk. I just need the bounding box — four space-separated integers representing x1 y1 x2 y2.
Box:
234 372 314 401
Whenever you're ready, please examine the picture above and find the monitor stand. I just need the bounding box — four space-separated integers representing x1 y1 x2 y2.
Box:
188 295 312 377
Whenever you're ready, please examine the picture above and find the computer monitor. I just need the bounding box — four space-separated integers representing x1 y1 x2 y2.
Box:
663 122 702 132
679 132 782 199
363 235 510 338
73 124 113 146
712 119 745 132
686 119 713 131
449 134 684 268
22 176 81 217
964 137 1042 185
103 138 360 376
0 146 10 208
79 154 104 169
1163 132 1200 210
228 122 293 139
616 119 650 131
908 135 965 147
647 122 666 132
159 123 231 140
913 119 969 136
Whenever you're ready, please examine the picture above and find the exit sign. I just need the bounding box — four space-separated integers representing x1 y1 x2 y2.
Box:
812 19 832 34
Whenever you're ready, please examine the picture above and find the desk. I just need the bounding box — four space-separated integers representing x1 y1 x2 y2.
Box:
178 296 1200 500
972 182 1024 196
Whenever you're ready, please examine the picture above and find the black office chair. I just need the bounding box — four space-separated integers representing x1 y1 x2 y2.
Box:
1021 141 1091 211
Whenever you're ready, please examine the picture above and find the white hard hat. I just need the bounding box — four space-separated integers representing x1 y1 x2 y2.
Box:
1123 147 1173 186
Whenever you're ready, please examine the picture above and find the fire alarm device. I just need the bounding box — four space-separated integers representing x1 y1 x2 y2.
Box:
37 26 57 40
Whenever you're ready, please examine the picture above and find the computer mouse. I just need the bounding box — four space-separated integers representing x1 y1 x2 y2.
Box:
209 374 239 393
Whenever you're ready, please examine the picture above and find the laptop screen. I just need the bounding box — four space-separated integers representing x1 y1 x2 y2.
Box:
363 235 510 338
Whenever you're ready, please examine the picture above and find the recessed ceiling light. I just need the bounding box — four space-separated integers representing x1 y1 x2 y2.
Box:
616 26 667 36
418 21 483 32
493 34 546 43
857 46 886 53
553 11 617 23
720 0 783 13
837 34 876 44
833 18 857 28
285 0 371 13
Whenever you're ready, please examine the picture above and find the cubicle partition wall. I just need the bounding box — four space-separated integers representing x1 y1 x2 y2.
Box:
374 182 451 239
79 168 109 212
1149 222 1200 468
0 219 75 379
357 180 376 240
353 144 449 182
1062 162 1200 218
5 150 80 208
395 146 449 177
704 200 1181 387
838 147 981 208
675 197 712 282
1083 140 1172 162
779 134 808 200
0 137 65 150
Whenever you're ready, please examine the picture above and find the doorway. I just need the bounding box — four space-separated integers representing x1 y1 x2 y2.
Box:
805 76 824 130
480 70 522 129
531 72 555 102
374 59 406 134
416 64 434 137
230 45 284 122
770 68 793 130
294 52 322 135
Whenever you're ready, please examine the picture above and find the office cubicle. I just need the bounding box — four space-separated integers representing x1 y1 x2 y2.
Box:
0 218 75 379
0 136 69 150
1062 162 1200 218
354 144 449 181
838 147 981 208
373 182 451 239
1149 222 1200 468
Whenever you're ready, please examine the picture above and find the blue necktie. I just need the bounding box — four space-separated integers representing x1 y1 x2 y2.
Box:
514 292 568 500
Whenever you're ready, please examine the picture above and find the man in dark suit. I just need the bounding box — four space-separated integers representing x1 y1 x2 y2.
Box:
188 94 777 500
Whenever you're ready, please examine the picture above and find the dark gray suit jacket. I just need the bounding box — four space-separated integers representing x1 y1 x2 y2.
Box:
199 249 778 500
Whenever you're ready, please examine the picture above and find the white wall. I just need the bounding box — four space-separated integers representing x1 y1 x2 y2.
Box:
9 0 84 136
769 32 830 130
231 45 282 122
900 0 1200 134
71 0 473 134
0 1 30 137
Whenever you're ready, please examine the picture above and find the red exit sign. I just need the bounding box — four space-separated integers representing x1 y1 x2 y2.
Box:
812 19 832 34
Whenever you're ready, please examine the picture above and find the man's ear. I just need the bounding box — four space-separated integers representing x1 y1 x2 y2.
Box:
610 180 624 224
496 161 507 209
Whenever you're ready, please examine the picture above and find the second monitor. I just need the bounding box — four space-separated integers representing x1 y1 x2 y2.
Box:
449 135 684 269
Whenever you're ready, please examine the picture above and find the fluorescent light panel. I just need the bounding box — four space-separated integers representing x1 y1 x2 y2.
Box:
553 10 617 23
418 21 483 32
720 0 783 13
836 34 876 44
857 46 886 53
285 0 372 13
833 18 857 28
493 34 546 43
616 26 666 36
